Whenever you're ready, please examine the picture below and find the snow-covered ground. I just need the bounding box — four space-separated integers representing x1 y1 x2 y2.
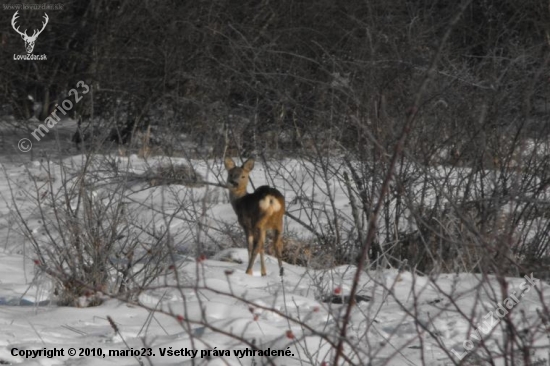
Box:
1 152 549 365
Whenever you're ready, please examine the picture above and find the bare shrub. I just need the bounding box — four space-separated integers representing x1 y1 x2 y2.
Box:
147 163 205 188
6 156 181 307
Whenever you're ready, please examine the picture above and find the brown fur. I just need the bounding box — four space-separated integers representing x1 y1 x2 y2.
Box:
224 157 285 276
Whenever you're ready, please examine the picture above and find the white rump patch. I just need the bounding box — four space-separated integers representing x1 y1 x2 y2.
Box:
259 195 282 213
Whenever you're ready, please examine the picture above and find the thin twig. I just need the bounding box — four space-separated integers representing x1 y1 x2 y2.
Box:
332 1 473 364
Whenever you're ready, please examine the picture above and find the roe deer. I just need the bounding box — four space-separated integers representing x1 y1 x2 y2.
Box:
224 157 285 276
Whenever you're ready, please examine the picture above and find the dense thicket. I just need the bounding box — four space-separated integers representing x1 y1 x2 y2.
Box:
1 0 548 150
1 0 550 273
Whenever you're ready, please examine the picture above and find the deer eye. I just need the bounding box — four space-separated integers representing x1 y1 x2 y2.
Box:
241 175 245 178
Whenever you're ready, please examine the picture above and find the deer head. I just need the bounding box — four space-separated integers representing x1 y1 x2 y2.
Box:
11 11 49 54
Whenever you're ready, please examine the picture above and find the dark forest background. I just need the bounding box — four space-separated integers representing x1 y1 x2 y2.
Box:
1 0 550 275
1 0 548 155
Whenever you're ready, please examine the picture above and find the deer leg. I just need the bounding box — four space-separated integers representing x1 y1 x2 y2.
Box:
246 229 264 275
259 249 266 276
246 230 254 263
258 229 267 276
273 229 284 276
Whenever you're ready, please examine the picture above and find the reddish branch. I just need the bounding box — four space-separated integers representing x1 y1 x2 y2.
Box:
332 1 473 364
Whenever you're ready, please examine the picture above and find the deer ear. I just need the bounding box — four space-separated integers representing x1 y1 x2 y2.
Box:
242 158 255 172
224 157 236 170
